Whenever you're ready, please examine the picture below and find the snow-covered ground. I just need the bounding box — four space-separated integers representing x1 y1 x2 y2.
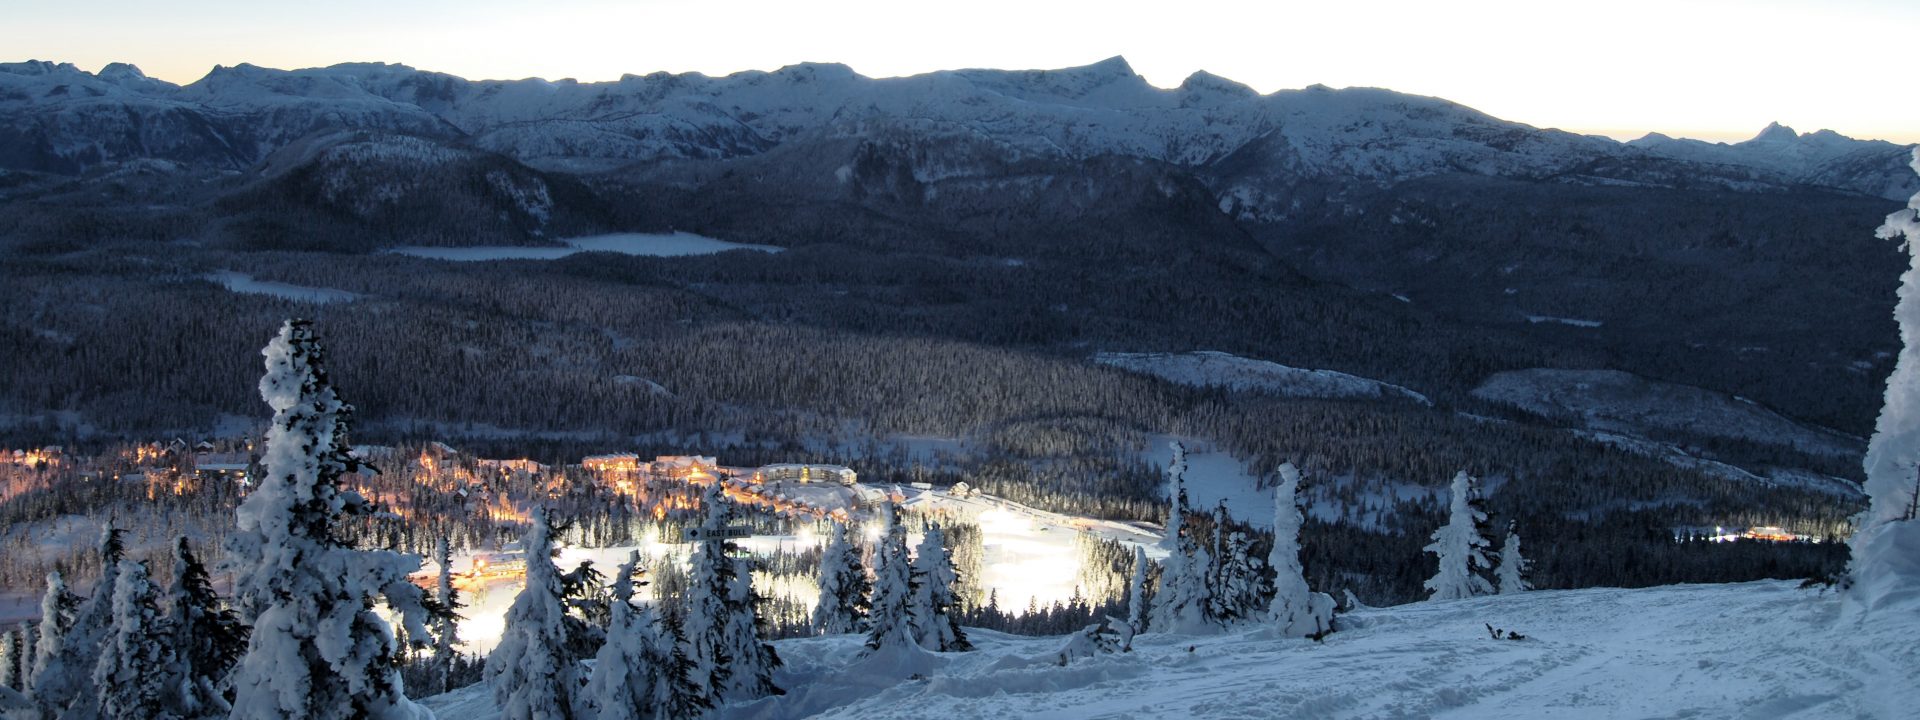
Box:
422 580 1918 719
1095 351 1430 405
1474 368 1864 458
208 270 361 303
390 232 781 261
443 485 1169 653
1140 437 1271 527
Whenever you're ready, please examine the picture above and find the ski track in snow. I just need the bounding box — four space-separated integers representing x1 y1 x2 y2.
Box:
420 581 1917 719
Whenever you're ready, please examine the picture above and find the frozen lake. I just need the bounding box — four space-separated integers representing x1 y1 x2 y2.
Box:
390 232 782 261
209 271 360 304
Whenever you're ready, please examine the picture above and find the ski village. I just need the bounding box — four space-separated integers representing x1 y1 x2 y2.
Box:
0 305 1915 718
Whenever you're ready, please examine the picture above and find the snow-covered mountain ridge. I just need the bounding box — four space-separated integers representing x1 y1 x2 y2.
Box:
3 57 1912 200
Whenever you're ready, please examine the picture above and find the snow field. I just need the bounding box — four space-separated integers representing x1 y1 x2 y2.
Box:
420 580 1916 719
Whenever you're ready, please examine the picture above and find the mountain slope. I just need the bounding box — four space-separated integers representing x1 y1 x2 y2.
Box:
419 580 1917 719
5 58 1913 201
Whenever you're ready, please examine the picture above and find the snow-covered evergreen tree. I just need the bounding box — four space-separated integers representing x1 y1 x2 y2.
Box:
0 626 19 692
682 482 780 704
909 524 972 651
810 521 871 635
1853 148 1920 615
1157 441 1188 554
864 500 921 653
1125 545 1150 633
224 320 434 720
34 523 126 718
720 552 782 700
1267 463 1335 638
486 509 582 720
581 552 678 720
14 623 29 692
430 536 464 697
164 536 246 719
1150 441 1214 633
93 560 179 720
1424 471 1496 601
27 570 76 701
647 612 708 720
583 552 714 720
1496 521 1533 595
1208 501 1268 623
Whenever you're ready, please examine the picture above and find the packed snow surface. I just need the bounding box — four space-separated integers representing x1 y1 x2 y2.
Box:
1095 351 1430 405
421 580 1916 719
390 232 781 261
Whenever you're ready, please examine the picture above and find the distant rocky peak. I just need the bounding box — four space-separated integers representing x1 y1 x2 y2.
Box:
1747 121 1799 144
1179 70 1257 100
98 62 146 80
0 60 82 77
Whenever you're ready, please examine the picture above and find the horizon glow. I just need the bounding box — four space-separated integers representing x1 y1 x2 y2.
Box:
3 0 1915 144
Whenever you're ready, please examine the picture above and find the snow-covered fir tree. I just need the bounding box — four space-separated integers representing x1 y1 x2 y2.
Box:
1268 463 1336 638
1126 545 1150 633
27 570 77 700
582 551 709 720
1496 521 1533 595
486 509 582 720
1150 441 1215 634
93 560 179 720
1207 501 1268 623
1853 148 1920 615
223 320 435 720
864 500 921 653
0 626 20 692
430 536 464 697
648 612 708 720
1423 471 1496 601
34 522 127 718
683 482 781 704
163 537 247 719
583 552 650 720
810 521 871 636
909 524 972 651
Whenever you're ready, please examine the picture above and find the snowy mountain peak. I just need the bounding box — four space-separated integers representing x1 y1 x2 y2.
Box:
0 60 82 78
1748 121 1799 144
1179 70 1258 101
97 62 146 80
768 61 861 83
1098 54 1138 74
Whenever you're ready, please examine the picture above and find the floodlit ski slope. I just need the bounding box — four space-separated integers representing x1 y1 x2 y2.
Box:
420 580 1917 719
